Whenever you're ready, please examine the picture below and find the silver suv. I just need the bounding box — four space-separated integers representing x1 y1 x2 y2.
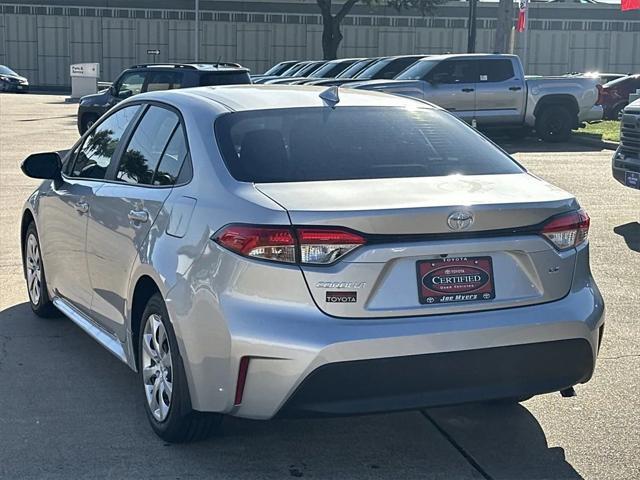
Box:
21 86 605 442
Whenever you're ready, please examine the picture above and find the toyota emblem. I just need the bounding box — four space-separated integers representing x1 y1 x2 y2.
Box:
447 211 474 231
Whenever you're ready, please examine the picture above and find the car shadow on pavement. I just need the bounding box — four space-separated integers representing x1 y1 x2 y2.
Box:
0 302 582 479
614 222 640 252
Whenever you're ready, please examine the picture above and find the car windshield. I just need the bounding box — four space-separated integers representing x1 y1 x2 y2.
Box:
264 62 294 76
396 60 440 80
0 65 18 76
307 61 353 78
215 106 523 183
336 59 374 79
354 58 393 79
297 62 325 77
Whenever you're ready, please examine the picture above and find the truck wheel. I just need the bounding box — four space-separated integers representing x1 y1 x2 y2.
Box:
139 293 223 443
80 113 98 134
23 222 58 318
609 103 626 121
535 106 573 143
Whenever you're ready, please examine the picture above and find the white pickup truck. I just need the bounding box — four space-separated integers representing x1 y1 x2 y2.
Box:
351 54 603 142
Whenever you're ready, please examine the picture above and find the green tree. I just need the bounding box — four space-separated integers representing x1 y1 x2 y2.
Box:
316 0 446 60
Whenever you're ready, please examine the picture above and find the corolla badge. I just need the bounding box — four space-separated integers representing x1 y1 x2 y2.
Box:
447 211 474 231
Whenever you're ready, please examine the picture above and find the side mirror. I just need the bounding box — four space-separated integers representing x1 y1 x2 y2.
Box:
108 85 116 96
21 152 62 180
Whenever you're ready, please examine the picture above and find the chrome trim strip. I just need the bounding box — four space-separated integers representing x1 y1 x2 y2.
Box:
52 297 128 364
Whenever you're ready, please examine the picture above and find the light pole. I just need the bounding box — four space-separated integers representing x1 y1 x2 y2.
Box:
467 0 478 53
194 0 200 62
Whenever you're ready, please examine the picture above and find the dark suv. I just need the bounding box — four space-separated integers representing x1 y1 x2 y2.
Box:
77 63 251 133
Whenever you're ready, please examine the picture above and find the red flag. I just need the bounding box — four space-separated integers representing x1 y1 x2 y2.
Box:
516 0 528 32
622 0 640 11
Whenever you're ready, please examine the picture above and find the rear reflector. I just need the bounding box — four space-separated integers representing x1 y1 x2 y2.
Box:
540 209 590 250
234 357 250 406
213 225 366 265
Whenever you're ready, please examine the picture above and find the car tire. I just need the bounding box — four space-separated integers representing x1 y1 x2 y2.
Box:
609 102 626 121
139 293 222 443
80 113 98 134
535 106 573 143
23 222 58 318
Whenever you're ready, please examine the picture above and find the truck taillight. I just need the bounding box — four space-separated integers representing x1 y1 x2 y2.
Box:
595 84 603 105
540 209 590 250
213 225 366 265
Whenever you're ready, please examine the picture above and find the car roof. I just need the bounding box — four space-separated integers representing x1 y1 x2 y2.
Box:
138 84 434 112
413 53 518 62
127 62 249 72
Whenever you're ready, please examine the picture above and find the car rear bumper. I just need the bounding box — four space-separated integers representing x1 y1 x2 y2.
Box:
612 148 640 189
278 338 594 417
174 255 604 419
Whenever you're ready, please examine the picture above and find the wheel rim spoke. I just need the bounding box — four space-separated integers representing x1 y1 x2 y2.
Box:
141 312 173 421
25 234 41 305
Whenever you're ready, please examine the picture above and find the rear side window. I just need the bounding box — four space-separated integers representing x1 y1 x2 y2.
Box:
154 127 188 186
215 107 523 183
71 105 140 179
116 106 179 185
479 60 515 82
200 71 251 86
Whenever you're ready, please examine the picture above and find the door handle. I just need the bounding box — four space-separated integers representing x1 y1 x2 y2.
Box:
128 209 149 223
509 86 522 91
461 88 475 92
74 201 89 214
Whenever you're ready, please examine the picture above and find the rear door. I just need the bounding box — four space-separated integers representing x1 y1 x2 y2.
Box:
85 103 190 338
474 59 526 125
422 59 477 122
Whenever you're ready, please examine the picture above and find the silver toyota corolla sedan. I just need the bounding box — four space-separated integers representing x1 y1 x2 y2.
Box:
20 85 605 442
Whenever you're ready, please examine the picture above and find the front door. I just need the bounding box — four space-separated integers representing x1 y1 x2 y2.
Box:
85 104 187 339
38 103 142 314
423 59 478 122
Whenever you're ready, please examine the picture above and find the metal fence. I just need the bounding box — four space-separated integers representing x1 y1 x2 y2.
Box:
0 1 638 87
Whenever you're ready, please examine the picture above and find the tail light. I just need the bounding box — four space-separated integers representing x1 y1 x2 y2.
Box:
540 209 590 250
214 224 366 265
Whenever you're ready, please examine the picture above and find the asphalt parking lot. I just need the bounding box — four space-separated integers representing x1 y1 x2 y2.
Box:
0 93 638 480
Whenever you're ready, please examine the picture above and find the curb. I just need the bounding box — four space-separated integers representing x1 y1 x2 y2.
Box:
572 135 619 151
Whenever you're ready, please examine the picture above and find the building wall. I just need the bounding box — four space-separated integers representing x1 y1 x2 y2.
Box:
0 1 638 87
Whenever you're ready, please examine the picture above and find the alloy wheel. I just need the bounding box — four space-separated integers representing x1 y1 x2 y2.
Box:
142 313 174 422
25 233 42 305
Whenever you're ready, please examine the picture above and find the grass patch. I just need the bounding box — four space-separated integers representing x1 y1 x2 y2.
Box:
575 120 620 143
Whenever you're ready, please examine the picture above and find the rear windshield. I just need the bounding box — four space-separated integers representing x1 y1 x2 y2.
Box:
215 107 523 183
199 71 251 86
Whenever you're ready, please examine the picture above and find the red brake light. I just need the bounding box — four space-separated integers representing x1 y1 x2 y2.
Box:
213 225 366 264
540 209 590 250
215 225 296 263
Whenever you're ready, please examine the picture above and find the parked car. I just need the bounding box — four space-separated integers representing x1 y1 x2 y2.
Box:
352 53 603 142
612 98 640 190
20 85 604 442
284 58 363 84
565 71 629 84
296 57 380 85
263 60 353 85
76 62 251 134
599 74 640 120
308 55 427 87
251 60 299 81
253 60 324 84
0 65 29 92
